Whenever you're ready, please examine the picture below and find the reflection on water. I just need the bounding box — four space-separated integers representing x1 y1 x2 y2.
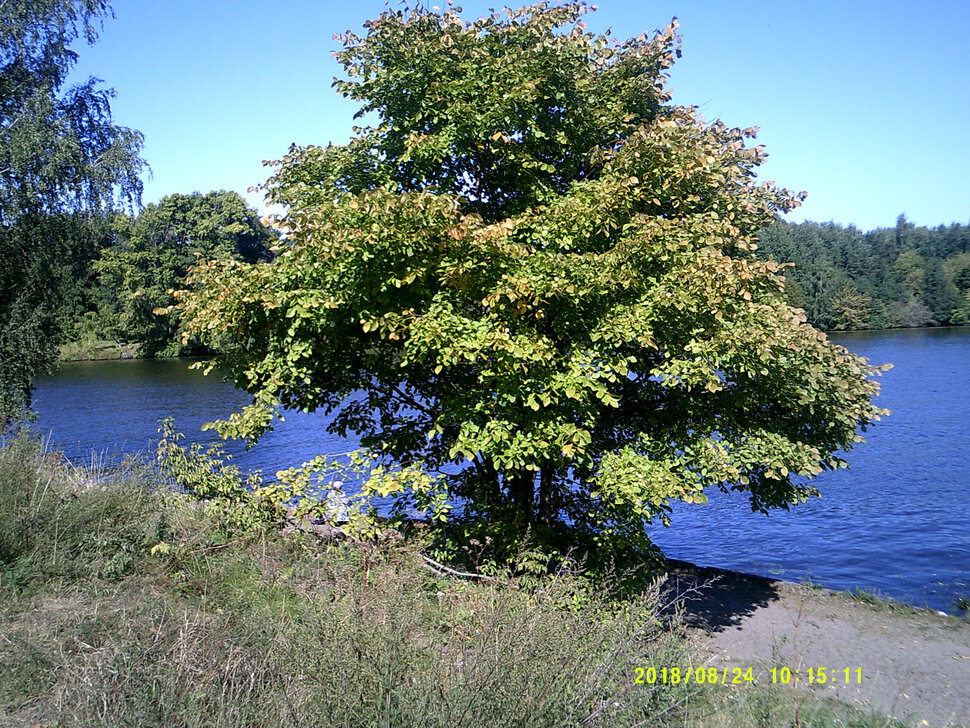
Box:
33 327 970 612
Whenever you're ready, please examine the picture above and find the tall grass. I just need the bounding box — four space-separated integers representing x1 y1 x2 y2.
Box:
0 436 167 586
0 437 910 728
0 436 696 727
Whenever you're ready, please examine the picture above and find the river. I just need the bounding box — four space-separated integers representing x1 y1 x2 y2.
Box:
32 327 970 613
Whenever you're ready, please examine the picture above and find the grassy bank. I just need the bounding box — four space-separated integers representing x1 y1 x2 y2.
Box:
0 437 908 727
58 338 141 362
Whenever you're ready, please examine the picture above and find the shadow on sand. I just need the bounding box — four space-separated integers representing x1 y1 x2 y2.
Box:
660 558 784 632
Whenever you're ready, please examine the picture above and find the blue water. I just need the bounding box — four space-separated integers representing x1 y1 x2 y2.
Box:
32 327 970 612
647 327 970 613
32 358 358 474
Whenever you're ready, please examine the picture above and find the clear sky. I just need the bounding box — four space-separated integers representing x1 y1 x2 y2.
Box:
70 0 969 231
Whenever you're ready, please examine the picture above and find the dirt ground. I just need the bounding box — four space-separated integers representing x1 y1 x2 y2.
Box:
665 560 970 728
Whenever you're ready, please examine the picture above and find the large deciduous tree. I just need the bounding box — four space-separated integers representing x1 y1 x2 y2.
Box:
94 190 275 356
179 2 886 556
0 0 144 419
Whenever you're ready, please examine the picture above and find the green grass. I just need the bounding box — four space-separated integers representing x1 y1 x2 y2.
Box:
0 436 914 728
847 587 945 619
58 338 140 361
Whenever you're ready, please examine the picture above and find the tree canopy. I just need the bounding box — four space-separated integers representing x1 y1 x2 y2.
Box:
0 0 144 419
179 2 887 558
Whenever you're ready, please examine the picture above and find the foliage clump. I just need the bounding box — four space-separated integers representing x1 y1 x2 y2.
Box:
156 418 451 538
178 2 887 560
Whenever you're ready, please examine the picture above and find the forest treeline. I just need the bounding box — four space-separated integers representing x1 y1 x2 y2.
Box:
759 215 970 331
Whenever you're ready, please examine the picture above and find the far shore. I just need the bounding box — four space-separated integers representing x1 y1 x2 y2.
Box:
58 340 141 361
58 323 970 363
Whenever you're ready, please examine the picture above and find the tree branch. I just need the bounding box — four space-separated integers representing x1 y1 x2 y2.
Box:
421 554 495 582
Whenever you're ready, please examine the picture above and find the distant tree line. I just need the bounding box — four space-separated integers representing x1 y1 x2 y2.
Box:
758 215 970 331
54 209 970 363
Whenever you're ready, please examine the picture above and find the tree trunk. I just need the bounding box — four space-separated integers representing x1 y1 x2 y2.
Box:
509 469 536 524
538 466 553 524
475 456 501 506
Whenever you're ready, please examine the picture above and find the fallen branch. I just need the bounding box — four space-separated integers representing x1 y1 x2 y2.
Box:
421 554 495 582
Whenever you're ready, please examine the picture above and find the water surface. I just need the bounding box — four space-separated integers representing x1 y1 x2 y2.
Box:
33 358 358 474
647 327 970 612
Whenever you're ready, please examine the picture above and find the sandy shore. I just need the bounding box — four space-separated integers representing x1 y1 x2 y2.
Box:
664 560 970 727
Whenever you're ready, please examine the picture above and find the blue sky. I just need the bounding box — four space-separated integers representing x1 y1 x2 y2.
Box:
71 0 969 231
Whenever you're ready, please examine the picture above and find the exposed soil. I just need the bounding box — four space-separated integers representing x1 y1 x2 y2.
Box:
665 560 970 727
